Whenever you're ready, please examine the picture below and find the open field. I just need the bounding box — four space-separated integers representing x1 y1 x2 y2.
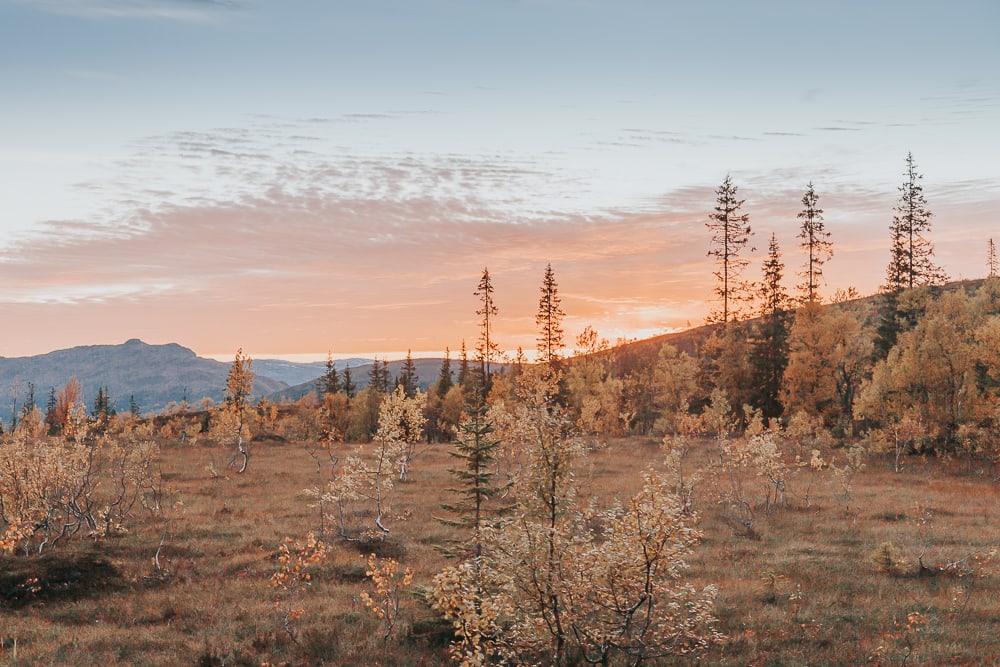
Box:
1 438 998 666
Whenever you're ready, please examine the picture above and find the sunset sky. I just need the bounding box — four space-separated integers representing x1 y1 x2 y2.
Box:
1 0 998 360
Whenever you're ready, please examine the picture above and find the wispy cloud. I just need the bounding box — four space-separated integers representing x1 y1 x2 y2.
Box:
1 117 997 356
17 0 243 21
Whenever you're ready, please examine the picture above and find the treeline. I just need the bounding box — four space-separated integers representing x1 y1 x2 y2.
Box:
286 153 1000 464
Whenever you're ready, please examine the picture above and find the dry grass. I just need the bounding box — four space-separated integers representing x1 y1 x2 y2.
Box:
1 437 999 665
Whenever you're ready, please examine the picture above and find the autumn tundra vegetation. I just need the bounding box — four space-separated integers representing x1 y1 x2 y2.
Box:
2 154 1000 665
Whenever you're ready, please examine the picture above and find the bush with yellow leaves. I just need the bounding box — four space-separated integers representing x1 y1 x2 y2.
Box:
360 553 414 640
0 418 161 555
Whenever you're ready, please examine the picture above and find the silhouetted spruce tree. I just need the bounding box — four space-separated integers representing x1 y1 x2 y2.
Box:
381 359 392 392
129 394 140 417
989 238 997 278
796 182 832 304
21 383 36 421
750 233 791 421
707 175 753 323
319 351 341 396
457 340 470 389
876 153 946 358
93 386 113 421
512 346 527 376
341 366 356 398
45 387 57 433
535 263 565 365
887 152 945 291
399 350 418 398
437 347 454 396
368 357 389 394
474 268 500 394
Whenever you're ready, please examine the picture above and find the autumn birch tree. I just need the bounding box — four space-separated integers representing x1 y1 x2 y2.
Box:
225 348 254 473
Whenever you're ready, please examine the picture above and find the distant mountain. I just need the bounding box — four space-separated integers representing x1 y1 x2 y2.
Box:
270 357 509 402
253 357 372 387
0 339 287 421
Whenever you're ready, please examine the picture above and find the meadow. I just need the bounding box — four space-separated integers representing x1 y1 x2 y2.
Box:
2 435 997 666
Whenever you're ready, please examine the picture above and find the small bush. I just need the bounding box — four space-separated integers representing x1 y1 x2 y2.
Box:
871 541 908 576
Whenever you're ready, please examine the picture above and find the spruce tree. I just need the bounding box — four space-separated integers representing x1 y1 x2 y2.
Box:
93 386 107 419
129 394 140 417
320 351 340 396
368 357 386 393
706 175 753 323
989 238 997 278
45 387 57 433
437 347 454 396
439 401 505 559
535 263 565 364
381 359 392 392
341 365 356 398
750 233 791 421
474 268 500 390
21 383 36 421
877 153 945 357
513 346 527 375
399 350 418 398
457 340 470 389
886 152 945 291
796 182 832 304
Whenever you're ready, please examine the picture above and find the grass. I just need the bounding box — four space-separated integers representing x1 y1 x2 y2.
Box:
1 437 998 665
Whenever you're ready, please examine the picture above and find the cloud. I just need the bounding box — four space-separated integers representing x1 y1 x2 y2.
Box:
17 0 242 21
2 117 998 356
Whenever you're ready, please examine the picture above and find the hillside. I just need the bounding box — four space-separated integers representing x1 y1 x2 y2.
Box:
270 357 511 401
594 280 988 367
0 339 287 419
253 357 372 387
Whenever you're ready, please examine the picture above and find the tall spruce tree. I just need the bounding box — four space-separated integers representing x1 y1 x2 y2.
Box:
750 233 791 421
877 153 946 357
437 347 454 396
320 351 340 396
989 238 997 278
399 350 418 398
535 263 565 364
887 152 945 291
796 182 832 304
706 175 753 323
474 268 500 390
129 394 140 417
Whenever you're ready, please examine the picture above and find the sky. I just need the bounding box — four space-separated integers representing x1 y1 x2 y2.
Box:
0 0 998 360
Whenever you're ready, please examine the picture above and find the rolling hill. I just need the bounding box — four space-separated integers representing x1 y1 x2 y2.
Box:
0 339 288 420
252 357 372 387
269 357 510 402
